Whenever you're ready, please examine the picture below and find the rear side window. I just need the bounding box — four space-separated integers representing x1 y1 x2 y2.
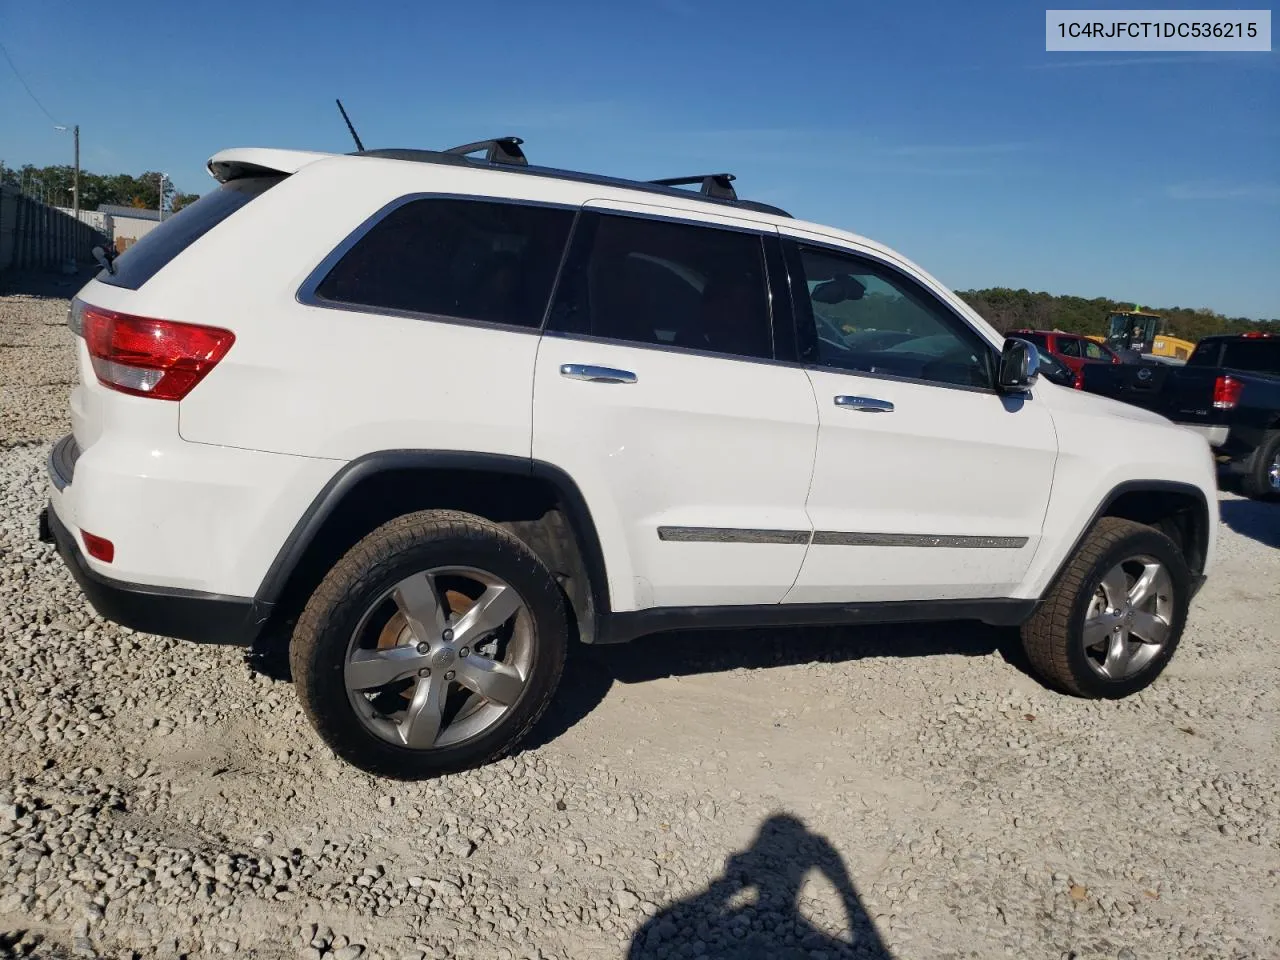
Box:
1083 340 1106 360
98 175 284 290
1056 337 1081 357
546 212 773 360
1220 339 1280 374
313 199 575 329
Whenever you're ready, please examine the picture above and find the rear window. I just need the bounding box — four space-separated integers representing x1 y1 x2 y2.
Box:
1186 341 1223 366
1220 339 1280 374
310 198 575 330
97 175 285 290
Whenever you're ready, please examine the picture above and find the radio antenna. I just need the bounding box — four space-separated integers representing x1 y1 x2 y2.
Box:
335 99 365 152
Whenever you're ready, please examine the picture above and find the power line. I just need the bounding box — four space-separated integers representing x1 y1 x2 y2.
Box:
0 38 62 126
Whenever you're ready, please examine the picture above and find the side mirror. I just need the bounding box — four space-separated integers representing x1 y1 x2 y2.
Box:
999 338 1040 391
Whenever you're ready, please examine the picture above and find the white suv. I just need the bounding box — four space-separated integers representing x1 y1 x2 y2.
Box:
41 138 1218 778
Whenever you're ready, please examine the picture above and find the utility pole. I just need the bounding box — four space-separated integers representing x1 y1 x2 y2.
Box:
73 125 80 223
158 172 166 222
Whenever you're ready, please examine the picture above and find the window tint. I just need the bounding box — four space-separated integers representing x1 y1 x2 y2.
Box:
315 199 574 329
1221 339 1280 374
792 245 994 389
1057 337 1081 357
1036 350 1074 386
1187 341 1222 366
1083 340 1106 360
1012 331 1049 351
547 212 772 359
98 175 285 290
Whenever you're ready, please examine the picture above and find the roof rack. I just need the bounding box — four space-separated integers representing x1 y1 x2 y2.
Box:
349 139 791 217
649 174 737 201
443 137 528 166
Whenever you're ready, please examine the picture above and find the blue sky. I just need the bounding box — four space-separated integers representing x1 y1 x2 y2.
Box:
3 0 1277 318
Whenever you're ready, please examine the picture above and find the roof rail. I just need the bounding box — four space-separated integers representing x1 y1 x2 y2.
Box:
347 141 792 217
649 173 737 201
444 137 528 166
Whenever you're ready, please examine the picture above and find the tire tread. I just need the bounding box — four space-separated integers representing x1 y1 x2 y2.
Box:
1240 430 1280 500
1021 516 1168 697
290 509 567 778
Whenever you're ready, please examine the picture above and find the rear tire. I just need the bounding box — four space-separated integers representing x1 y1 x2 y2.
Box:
1240 430 1280 500
1021 517 1190 698
290 510 568 779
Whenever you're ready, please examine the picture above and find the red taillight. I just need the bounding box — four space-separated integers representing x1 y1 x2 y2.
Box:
75 301 234 401
1213 375 1243 410
81 530 115 563
1073 372 1084 390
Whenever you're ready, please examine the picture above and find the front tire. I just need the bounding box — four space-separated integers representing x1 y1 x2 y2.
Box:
290 510 568 779
1021 517 1190 698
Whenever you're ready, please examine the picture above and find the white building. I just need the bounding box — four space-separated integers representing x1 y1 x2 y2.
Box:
97 204 163 251
55 207 112 234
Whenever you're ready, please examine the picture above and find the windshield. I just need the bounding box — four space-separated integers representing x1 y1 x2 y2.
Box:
1105 313 1160 349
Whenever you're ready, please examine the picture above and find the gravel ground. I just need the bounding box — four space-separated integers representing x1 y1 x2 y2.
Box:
1 272 1277 960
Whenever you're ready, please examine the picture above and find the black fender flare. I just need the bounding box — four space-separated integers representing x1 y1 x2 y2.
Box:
252 449 613 622
1041 479 1211 601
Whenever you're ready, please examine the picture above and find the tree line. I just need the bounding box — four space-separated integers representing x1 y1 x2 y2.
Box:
0 163 200 214
957 287 1275 342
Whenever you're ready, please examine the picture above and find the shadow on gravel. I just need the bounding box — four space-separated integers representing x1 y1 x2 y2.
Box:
526 620 1031 751
627 813 892 959
0 267 96 300
1220 498 1280 549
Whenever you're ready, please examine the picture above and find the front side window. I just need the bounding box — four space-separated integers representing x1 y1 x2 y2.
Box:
546 212 773 360
313 198 574 329
1057 337 1082 358
791 244 995 389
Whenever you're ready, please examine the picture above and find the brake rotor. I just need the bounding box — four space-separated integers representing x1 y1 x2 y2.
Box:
376 589 476 701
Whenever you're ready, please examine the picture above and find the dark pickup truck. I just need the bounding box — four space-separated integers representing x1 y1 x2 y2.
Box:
1081 333 1280 499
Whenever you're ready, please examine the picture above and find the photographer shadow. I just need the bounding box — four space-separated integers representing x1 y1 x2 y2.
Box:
628 813 893 960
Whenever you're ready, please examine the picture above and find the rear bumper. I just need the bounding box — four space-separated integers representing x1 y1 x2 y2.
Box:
40 504 269 645
1175 422 1229 448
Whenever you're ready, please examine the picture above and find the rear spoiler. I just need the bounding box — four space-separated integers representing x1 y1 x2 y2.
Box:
206 147 336 184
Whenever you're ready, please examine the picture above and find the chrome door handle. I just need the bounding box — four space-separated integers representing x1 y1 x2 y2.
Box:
834 395 894 413
560 363 637 384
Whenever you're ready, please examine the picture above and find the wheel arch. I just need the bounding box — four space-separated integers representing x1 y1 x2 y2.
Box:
252 451 612 652
1042 480 1210 600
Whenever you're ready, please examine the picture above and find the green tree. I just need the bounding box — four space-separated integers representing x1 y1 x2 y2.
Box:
0 163 184 213
957 288 1276 342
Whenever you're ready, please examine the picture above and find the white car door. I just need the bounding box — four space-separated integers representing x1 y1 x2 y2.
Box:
532 204 818 612
780 234 1058 603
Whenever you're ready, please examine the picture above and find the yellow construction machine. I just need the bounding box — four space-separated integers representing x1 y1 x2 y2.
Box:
1090 305 1195 362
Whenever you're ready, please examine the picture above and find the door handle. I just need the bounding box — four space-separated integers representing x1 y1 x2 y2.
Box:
560 363 637 384
834 395 894 413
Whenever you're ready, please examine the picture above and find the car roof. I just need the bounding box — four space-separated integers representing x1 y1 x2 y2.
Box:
205 145 905 260
1198 332 1276 342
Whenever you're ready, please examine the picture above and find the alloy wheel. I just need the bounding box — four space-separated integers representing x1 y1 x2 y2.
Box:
1081 555 1174 680
344 566 532 750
